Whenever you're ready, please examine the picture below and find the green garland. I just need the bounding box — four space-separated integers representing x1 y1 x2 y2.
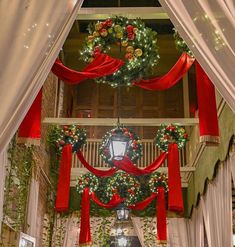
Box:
155 124 188 152
2 138 34 233
99 126 142 165
149 172 168 193
105 172 141 205
76 173 99 193
48 125 87 153
81 16 159 87
173 28 194 57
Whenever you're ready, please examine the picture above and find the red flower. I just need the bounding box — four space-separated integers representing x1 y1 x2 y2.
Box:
94 46 102 56
125 53 133 60
63 125 68 130
127 33 135 41
183 133 188 139
105 19 113 27
59 140 65 145
126 25 134 33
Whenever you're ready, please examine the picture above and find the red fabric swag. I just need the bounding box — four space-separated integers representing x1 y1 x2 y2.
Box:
167 143 184 213
157 187 167 243
79 188 92 246
55 144 72 212
195 61 220 144
128 192 157 210
113 152 167 176
134 52 195 90
17 89 42 145
76 151 118 177
51 53 124 84
91 192 123 209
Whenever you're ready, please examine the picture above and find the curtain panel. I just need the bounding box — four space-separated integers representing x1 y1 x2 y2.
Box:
159 0 235 112
0 0 84 153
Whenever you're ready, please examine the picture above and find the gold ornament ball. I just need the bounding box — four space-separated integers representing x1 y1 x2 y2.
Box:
100 29 108 37
95 22 102 31
88 58 94 63
116 32 123 39
108 28 113 34
87 35 94 42
133 27 138 33
121 40 128 47
134 48 143 57
126 46 134 53
93 31 100 37
114 25 122 32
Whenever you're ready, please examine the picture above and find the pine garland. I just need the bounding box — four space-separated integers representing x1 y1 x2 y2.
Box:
48 125 87 153
173 28 194 57
76 173 99 193
149 172 168 193
105 172 141 205
155 124 188 152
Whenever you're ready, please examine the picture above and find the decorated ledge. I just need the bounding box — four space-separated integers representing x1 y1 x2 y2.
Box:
43 117 199 126
186 105 235 217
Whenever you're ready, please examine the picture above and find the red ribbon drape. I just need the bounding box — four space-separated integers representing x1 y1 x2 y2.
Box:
195 61 219 144
77 151 166 176
134 52 195 90
77 151 118 177
91 192 123 209
79 188 92 246
157 187 167 243
17 89 42 145
55 144 72 212
51 53 124 84
167 143 184 213
113 153 167 176
128 192 157 210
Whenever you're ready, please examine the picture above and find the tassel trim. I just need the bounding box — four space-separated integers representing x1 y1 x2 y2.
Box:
200 135 220 146
79 241 92 246
17 137 40 146
157 239 167 244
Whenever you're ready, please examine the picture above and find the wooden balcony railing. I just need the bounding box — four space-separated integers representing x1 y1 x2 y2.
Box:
72 139 187 169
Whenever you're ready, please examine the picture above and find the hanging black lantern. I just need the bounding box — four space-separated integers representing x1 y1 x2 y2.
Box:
108 132 130 161
116 203 130 221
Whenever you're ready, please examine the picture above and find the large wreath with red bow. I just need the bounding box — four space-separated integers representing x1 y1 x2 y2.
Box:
80 16 159 87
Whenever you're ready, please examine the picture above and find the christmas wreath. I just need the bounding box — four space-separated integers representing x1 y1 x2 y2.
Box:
76 173 99 194
105 172 141 205
173 29 193 57
80 16 159 87
99 126 142 165
50 125 87 153
149 172 168 193
155 124 188 152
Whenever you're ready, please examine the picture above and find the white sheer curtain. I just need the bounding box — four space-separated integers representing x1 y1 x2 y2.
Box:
0 151 7 233
168 218 190 247
159 0 235 112
132 217 145 247
230 152 235 183
187 205 204 247
201 160 233 247
62 213 80 247
0 0 84 153
27 177 39 237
